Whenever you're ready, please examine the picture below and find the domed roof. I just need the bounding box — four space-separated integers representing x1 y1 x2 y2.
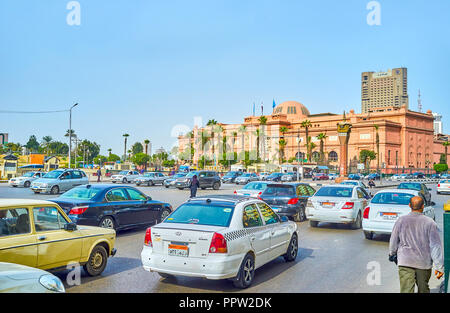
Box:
273 101 310 120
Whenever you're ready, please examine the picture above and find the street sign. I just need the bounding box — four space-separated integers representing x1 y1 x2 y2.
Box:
357 163 365 170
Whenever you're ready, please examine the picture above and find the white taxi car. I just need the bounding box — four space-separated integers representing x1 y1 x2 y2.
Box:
141 195 298 289
362 189 436 240
437 179 450 195
306 185 371 229
9 171 46 188
110 170 140 183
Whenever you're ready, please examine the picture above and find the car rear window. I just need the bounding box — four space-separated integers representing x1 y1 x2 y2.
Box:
371 192 415 205
439 180 450 184
315 187 353 198
60 186 102 200
263 186 296 196
243 182 268 190
165 202 234 227
398 183 421 191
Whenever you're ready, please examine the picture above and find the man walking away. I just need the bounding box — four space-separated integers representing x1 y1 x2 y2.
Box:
389 196 444 293
190 175 200 198
97 168 102 183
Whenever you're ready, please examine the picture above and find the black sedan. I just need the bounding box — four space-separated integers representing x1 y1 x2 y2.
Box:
259 183 316 222
49 184 172 231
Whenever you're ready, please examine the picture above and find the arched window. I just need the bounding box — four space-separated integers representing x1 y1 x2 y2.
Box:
328 151 338 162
295 152 305 160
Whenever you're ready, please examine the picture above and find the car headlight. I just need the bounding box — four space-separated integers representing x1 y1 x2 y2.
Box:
39 274 65 293
41 183 48 188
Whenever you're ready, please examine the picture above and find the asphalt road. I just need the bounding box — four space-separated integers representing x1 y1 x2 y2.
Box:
0 180 448 293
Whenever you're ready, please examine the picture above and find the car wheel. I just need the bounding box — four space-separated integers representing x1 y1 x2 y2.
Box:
122 178 128 183
159 208 171 223
99 216 116 230
50 185 59 195
284 233 298 262
351 212 362 230
136 183 141 186
165 185 169 188
309 220 319 227
177 188 184 190
83 245 108 277
212 182 220 190
201 187 206 190
34 191 40 194
294 206 306 222
158 272 174 279
232 253 255 289
24 181 31 188
364 231 374 240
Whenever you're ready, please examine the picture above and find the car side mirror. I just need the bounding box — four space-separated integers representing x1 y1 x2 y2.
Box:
428 188 432 191
64 222 77 231
431 201 436 206
280 216 289 223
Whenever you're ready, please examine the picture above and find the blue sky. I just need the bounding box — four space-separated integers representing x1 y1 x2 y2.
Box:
1 0 449 155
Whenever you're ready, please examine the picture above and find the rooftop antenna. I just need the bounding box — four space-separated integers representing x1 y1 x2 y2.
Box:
418 89 422 113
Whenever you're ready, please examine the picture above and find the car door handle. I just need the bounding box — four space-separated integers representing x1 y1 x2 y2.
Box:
38 236 47 241
250 236 256 241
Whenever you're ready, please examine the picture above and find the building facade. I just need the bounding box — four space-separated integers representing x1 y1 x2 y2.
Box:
361 68 409 114
432 112 443 134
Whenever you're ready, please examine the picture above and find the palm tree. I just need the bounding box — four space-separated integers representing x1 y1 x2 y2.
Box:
374 124 380 173
305 139 316 162
107 148 112 157
238 125 247 162
144 139 150 155
123 134 130 161
301 120 312 161
279 139 287 164
42 136 53 155
280 126 288 137
317 133 328 165
207 120 218 162
443 141 450 165
258 116 268 161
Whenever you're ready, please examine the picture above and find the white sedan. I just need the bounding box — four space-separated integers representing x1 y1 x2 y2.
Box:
110 170 140 183
437 179 450 194
306 185 371 229
141 195 298 289
9 171 45 188
362 189 436 240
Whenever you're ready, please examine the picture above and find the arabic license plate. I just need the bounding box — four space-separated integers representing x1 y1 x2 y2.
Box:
321 202 335 208
168 244 189 257
381 212 398 220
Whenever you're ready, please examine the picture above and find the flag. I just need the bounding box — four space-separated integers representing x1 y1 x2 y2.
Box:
261 101 264 115
252 102 255 116
272 99 276 111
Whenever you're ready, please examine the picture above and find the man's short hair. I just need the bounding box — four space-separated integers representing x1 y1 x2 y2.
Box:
409 196 424 211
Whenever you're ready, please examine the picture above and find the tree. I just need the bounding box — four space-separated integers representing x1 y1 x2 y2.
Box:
279 139 287 164
132 152 150 167
144 139 150 155
77 139 100 161
258 116 268 161
94 155 107 166
360 150 376 171
207 119 218 158
317 133 328 165
238 125 247 162
41 136 53 155
122 134 130 160
108 153 121 162
107 148 112 156
374 124 380 173
443 141 450 165
434 163 448 173
25 135 40 153
301 120 312 161
131 142 144 155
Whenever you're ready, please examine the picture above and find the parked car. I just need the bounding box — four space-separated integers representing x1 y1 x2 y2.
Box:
431 174 441 180
110 170 140 184
328 173 339 180
0 199 116 276
163 172 187 188
412 172 425 179
135 172 168 186
234 181 269 198
305 185 371 229
266 172 284 182
281 172 298 182
0 262 65 293
362 189 436 240
30 169 89 195
437 179 450 194
340 180 370 191
397 182 432 205
347 174 362 180
221 171 243 183
367 173 381 180
259 183 316 222
174 171 221 190
312 173 329 181
141 195 298 289
235 173 259 185
9 171 46 188
258 172 271 181
49 184 172 231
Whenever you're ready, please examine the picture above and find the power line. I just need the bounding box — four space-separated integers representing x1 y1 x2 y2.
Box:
0 109 69 114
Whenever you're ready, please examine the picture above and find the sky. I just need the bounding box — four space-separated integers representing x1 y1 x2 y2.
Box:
1 0 449 156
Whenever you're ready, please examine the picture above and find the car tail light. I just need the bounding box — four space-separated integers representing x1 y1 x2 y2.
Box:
438 184 441 187
288 198 299 205
363 207 370 219
144 227 152 247
342 202 354 210
209 232 227 253
68 206 88 215
234 190 237 194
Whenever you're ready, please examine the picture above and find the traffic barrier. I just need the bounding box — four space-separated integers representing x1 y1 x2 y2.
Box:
444 201 450 293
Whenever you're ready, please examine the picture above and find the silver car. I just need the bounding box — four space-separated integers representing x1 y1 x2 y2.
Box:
31 169 89 194
235 173 259 185
0 262 65 293
135 172 168 186
111 170 140 183
163 173 187 188
9 171 46 188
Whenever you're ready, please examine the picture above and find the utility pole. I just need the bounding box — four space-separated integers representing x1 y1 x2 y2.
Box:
68 103 78 169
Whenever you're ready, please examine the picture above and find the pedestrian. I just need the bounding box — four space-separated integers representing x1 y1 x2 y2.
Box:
190 175 200 198
389 196 444 293
97 168 102 182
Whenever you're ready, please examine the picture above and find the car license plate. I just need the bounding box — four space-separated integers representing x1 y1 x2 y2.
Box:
272 208 280 212
321 202 335 208
381 212 398 220
168 244 189 257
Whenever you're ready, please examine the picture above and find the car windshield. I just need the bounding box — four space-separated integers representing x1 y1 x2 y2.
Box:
243 182 268 190
186 171 199 178
60 186 102 200
43 170 63 179
241 173 252 177
439 180 450 184
224 172 239 177
165 202 234 227
263 186 296 197
341 181 358 186
398 183 421 191
371 192 415 205
22 172 35 177
119 171 128 175
268 173 282 178
143 173 155 177
315 187 353 198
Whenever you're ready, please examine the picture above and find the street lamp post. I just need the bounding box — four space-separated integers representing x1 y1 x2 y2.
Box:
68 103 78 169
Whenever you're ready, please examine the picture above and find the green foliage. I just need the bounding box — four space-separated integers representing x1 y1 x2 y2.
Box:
25 135 40 152
131 142 144 155
77 139 101 161
162 159 175 167
434 163 448 173
360 150 376 169
94 155 108 165
108 153 121 162
132 152 150 166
